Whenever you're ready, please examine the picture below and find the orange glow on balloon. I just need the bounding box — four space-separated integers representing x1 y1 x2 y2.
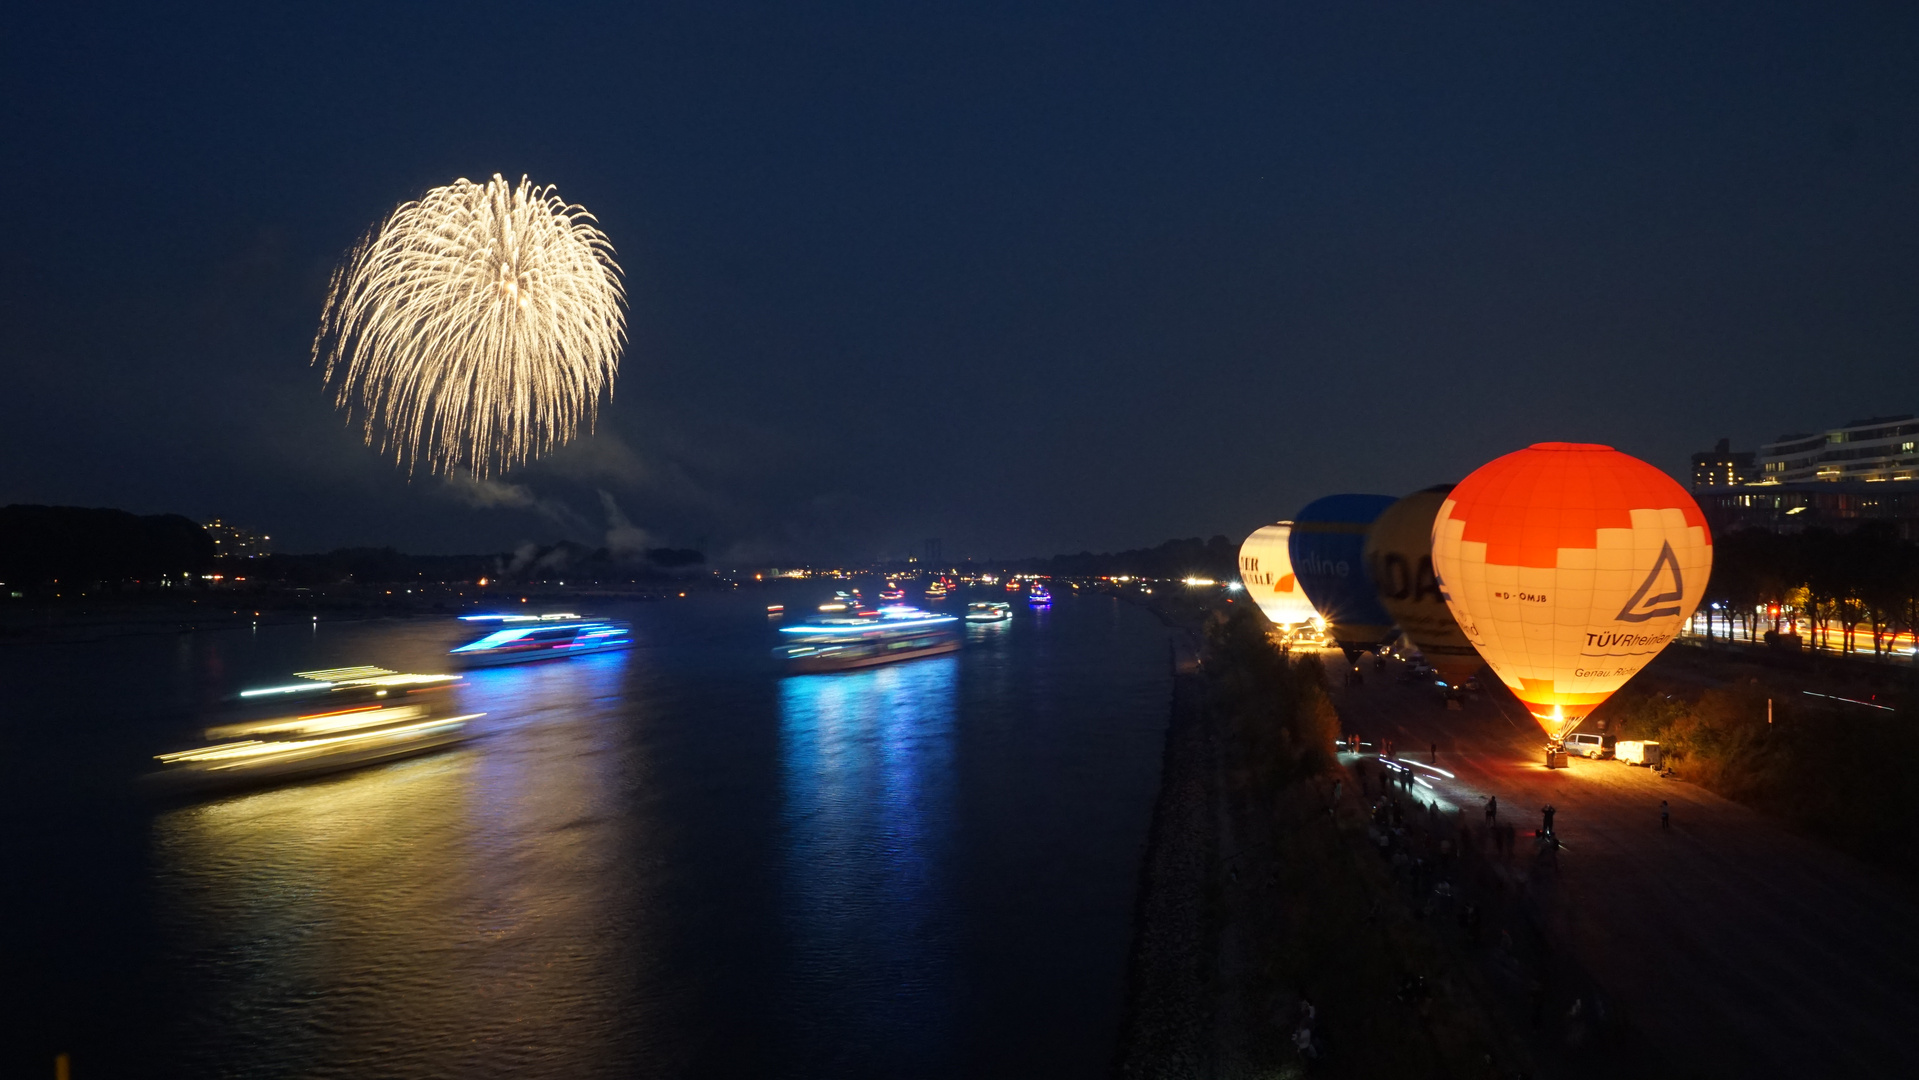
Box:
1429 443 1712 745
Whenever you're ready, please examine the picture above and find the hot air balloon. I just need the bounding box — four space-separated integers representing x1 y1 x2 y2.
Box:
1364 485 1482 695
1289 494 1399 662
1429 443 1711 765
1237 523 1320 628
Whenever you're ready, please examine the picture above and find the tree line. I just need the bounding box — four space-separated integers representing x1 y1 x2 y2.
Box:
0 504 215 587
1702 524 1919 656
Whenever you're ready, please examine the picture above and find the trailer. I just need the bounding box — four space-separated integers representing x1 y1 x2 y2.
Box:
1615 740 1664 768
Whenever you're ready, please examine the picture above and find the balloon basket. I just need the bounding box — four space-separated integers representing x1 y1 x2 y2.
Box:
1544 748 1568 770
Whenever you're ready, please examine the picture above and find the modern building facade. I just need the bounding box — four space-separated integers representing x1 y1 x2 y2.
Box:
1755 415 1919 484
1690 414 1919 540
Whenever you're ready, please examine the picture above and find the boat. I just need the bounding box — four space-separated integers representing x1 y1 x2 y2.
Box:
449 613 633 666
924 580 949 601
148 666 481 795
1028 583 1053 606
965 601 1011 623
775 608 960 672
877 584 907 602
817 590 864 613
1005 578 1022 593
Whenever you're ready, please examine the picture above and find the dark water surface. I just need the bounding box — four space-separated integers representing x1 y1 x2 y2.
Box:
2 589 1171 1078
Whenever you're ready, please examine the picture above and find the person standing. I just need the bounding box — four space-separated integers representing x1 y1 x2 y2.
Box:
1660 800 1670 831
1485 795 1498 826
1541 803 1556 837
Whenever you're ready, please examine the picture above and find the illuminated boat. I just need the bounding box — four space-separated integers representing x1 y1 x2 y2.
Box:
1005 578 1022 593
775 609 960 672
878 585 907 602
965 601 1011 623
450 613 633 666
1028 583 1053 606
924 580 949 601
817 590 865 613
149 666 480 795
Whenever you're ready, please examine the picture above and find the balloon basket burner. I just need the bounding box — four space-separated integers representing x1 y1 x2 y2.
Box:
1544 748 1568 770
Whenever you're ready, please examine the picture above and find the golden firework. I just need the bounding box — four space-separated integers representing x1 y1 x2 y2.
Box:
313 174 626 477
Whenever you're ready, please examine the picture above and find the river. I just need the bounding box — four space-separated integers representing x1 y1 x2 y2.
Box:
1 586 1171 1078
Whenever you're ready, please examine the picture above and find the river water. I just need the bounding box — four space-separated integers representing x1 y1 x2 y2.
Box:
1 587 1171 1078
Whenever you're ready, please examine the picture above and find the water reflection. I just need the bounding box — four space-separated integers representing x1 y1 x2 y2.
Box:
151 649 656 1079
779 657 959 1072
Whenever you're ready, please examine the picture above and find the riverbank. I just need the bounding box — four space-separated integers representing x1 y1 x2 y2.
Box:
1116 606 1528 1077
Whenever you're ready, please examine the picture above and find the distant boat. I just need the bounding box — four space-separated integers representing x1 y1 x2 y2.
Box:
925 580 949 601
450 614 633 666
878 585 906 602
775 608 960 672
1028 584 1053 606
966 601 1012 623
1005 578 1022 593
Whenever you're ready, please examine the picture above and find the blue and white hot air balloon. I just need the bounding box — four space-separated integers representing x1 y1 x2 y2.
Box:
1289 494 1399 662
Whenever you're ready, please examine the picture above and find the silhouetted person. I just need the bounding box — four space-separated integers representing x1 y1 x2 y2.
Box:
1660 800 1670 831
1485 795 1498 825
1541 804 1556 837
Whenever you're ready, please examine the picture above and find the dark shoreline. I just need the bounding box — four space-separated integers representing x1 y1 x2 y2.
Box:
1112 625 1214 1078
1111 604 1536 1077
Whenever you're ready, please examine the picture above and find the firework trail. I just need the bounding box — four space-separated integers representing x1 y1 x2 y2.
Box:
313 174 626 477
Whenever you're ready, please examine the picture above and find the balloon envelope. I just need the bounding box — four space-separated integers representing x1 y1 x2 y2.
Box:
1430 443 1712 745
1364 486 1482 687
1289 494 1399 657
1237 523 1319 626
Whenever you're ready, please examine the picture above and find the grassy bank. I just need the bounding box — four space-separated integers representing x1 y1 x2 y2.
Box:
1605 662 1919 880
1119 605 1531 1078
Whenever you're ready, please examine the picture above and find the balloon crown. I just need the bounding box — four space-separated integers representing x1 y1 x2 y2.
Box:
1527 442 1615 452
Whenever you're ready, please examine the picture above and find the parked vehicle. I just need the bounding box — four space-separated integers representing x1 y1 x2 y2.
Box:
1565 732 1615 759
1615 740 1665 768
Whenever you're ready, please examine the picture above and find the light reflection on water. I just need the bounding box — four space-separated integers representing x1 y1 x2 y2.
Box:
779 658 959 1072
150 650 658 1079
4 593 1170 1079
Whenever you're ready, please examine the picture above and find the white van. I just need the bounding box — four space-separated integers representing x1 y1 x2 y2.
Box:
1564 733 1614 759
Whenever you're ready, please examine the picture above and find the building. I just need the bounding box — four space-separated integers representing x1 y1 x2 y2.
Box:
1693 483 1919 542
1754 415 1919 484
1691 438 1756 487
1690 414 1919 541
204 518 271 558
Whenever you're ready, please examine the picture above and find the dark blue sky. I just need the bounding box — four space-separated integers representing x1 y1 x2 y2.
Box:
5 3 1918 560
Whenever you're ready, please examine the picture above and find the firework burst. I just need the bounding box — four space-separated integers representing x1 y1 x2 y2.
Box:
313 173 626 477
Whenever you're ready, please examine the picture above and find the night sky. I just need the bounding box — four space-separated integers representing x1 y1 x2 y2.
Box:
5 3 1919 562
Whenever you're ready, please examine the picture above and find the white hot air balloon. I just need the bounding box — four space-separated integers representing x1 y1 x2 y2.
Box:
1238 523 1320 628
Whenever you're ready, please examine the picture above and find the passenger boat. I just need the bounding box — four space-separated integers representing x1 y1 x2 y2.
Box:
924 580 949 601
965 601 1011 623
774 608 960 672
450 613 633 666
878 585 907 602
1028 583 1053 605
149 666 480 795
1005 578 1022 593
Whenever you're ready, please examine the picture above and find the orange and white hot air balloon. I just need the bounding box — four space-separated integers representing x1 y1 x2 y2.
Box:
1237 523 1319 628
1429 443 1711 755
